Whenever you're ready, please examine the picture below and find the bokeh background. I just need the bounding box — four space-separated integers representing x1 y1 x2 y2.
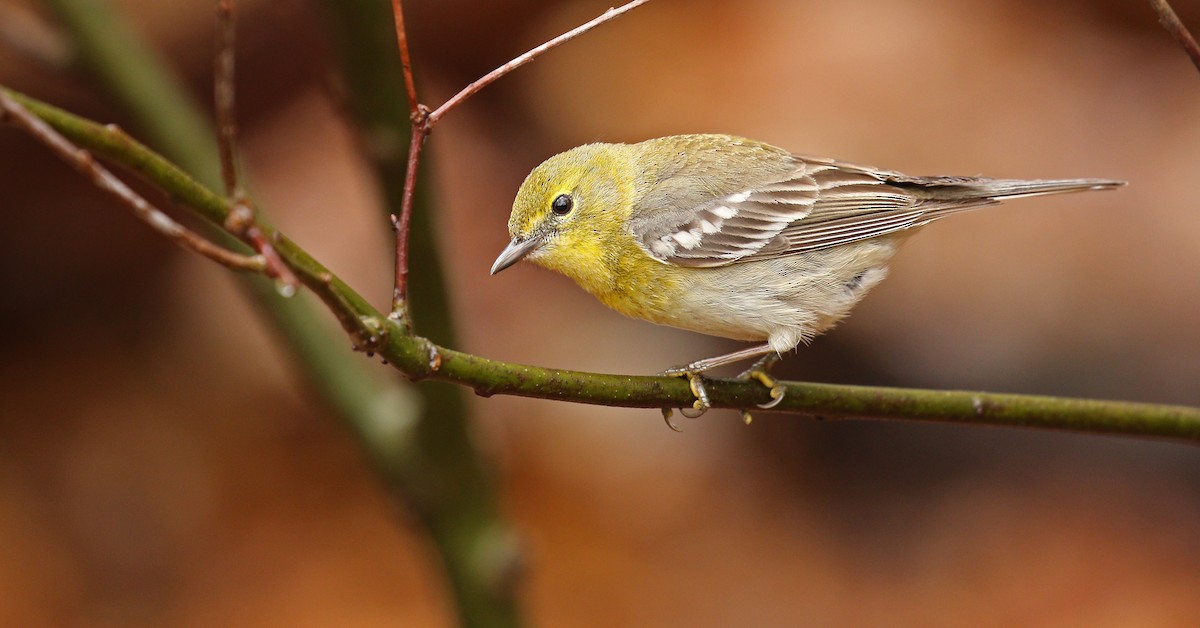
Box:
2 0 1200 625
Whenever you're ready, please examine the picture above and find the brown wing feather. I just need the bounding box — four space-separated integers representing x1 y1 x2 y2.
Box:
630 138 1121 268
637 156 927 267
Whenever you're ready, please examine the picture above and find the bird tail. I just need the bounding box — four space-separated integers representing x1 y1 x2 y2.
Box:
889 173 1125 202
969 178 1125 200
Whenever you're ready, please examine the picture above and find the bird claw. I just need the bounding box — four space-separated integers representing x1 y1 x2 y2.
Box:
661 352 781 427
685 372 711 413
737 355 786 409
661 367 711 420
758 386 785 409
661 407 683 432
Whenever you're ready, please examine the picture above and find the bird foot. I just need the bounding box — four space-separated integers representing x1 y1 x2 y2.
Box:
660 352 783 428
660 366 712 421
736 354 786 409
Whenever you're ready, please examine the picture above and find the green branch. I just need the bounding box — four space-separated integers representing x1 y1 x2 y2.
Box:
8 86 1200 445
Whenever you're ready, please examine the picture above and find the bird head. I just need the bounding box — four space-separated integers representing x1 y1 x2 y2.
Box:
491 143 633 277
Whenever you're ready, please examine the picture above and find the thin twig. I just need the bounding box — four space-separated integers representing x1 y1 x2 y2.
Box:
428 0 650 126
387 0 652 317
1151 0 1200 75
388 0 425 319
0 90 265 273
390 108 427 321
213 0 299 292
390 0 419 119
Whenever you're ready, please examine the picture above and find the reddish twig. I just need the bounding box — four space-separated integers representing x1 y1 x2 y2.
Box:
0 90 265 273
214 0 298 293
390 118 427 323
390 0 420 120
426 0 650 126
387 0 652 318
1151 0 1200 75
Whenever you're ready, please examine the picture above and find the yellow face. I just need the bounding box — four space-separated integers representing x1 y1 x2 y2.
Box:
507 153 590 240
494 143 633 279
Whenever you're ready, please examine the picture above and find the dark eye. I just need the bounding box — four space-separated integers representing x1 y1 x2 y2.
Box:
551 193 573 216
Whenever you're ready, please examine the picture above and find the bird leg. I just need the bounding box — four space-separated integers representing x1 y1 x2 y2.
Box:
660 343 778 418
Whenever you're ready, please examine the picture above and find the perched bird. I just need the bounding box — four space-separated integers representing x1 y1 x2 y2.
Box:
491 134 1122 416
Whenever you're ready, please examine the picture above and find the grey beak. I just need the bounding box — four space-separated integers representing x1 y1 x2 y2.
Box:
490 236 543 275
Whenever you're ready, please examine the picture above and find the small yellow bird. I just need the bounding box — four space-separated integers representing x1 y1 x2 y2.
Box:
491 134 1122 415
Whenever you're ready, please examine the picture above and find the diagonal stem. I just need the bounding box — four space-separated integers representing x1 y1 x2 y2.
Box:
0 89 265 273
1151 0 1200 74
427 0 650 126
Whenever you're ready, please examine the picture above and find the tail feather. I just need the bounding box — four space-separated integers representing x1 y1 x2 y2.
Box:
889 173 1125 201
978 178 1126 200
757 171 1122 258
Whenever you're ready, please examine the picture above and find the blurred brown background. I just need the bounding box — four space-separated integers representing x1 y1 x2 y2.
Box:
2 0 1200 625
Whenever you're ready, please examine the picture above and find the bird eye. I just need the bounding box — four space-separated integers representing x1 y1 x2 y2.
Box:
551 193 573 216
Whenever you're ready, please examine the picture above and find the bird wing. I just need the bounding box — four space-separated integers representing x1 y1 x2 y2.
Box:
632 155 1000 268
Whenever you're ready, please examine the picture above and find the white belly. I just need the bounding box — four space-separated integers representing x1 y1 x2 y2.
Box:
653 239 899 353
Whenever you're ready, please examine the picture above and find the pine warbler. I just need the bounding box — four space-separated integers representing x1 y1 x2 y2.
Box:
491 134 1122 415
